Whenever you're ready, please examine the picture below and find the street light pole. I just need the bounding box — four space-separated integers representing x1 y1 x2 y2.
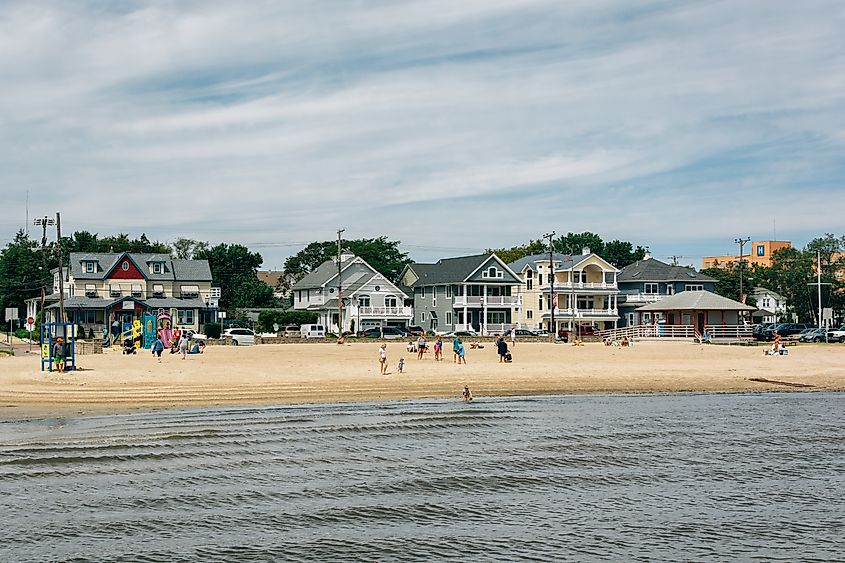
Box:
734 237 751 301
543 231 555 341
336 228 345 335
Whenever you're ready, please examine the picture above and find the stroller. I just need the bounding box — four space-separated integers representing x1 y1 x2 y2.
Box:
122 338 137 355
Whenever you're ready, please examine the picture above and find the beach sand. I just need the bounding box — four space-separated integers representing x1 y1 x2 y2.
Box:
1 340 843 419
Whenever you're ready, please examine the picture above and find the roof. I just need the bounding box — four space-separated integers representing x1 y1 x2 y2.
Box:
406 254 519 285
636 290 756 312
507 253 588 272
291 256 357 289
618 258 715 283
48 295 211 310
257 270 284 288
69 252 211 282
751 287 785 301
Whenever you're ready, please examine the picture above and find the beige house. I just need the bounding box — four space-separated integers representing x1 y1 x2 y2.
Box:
508 251 620 332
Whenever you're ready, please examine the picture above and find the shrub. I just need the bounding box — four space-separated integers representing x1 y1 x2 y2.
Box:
204 322 222 339
14 328 29 339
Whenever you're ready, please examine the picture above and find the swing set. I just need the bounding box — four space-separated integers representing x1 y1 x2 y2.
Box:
39 322 77 372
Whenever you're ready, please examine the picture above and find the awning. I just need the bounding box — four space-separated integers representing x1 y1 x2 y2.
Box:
429 310 438 319
153 284 164 293
131 283 143 292
110 284 120 292
181 285 199 294
85 284 96 291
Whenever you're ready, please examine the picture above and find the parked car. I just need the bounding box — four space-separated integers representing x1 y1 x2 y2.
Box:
790 327 818 342
360 327 406 339
223 328 256 346
827 326 845 343
283 325 301 337
752 323 774 341
405 326 425 337
442 330 478 337
513 329 539 337
798 328 840 343
300 324 326 339
762 323 811 341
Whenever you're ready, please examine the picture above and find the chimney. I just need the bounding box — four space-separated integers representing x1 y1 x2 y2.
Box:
643 251 652 260
582 246 590 255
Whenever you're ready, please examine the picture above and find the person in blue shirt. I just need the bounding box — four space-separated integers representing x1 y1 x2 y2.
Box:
151 336 165 363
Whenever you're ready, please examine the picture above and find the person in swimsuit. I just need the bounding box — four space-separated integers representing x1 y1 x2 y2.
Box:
417 334 427 360
378 343 388 374
433 337 443 361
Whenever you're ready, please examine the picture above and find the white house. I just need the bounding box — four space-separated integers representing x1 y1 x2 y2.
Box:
750 287 787 324
291 252 412 334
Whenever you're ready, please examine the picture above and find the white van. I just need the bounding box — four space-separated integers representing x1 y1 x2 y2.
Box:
300 324 326 339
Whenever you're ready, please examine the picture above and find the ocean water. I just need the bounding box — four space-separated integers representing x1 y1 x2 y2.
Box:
1 393 843 562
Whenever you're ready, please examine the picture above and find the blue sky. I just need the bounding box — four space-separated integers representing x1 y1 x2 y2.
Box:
1 0 844 268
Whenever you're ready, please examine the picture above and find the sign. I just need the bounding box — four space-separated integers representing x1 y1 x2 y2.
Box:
823 308 833 321
4 307 18 322
121 301 136 311
27 316 34 325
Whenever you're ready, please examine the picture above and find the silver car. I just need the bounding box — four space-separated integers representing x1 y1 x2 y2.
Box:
223 328 256 346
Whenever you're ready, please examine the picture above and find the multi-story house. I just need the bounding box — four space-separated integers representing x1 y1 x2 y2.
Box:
399 254 521 335
34 252 219 336
702 240 791 269
750 287 787 324
617 256 716 327
508 250 620 333
292 252 412 334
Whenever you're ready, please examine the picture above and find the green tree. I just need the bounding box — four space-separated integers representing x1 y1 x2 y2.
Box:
602 240 647 268
284 237 410 281
171 237 209 260
0 231 43 315
700 267 743 302
195 243 277 309
554 232 605 256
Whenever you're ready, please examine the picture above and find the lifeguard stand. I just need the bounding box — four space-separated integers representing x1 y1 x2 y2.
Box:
40 322 77 372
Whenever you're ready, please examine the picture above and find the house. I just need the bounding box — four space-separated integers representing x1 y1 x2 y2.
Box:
635 290 755 337
508 249 620 333
32 252 219 338
256 270 293 300
750 287 787 324
617 255 716 327
399 253 521 335
702 240 791 269
291 251 411 334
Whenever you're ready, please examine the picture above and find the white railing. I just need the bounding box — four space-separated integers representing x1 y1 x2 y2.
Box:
623 293 666 303
545 282 617 290
483 323 509 336
454 323 475 332
355 306 413 317
705 324 753 339
596 324 698 340
453 295 519 306
551 308 618 318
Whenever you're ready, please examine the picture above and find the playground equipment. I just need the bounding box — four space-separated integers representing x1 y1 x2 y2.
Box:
158 311 175 348
40 322 77 372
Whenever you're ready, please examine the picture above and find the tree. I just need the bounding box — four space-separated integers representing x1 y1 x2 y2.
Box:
195 243 277 309
0 231 43 316
554 232 605 256
485 240 547 264
700 266 743 303
602 240 647 268
284 237 410 281
171 238 209 260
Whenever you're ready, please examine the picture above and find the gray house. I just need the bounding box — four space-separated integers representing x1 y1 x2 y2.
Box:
399 254 521 335
617 255 716 327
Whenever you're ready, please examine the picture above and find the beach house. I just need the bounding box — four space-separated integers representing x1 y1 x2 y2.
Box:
399 254 521 335
508 250 621 333
34 252 219 338
291 252 411 334
750 287 788 324
617 256 716 327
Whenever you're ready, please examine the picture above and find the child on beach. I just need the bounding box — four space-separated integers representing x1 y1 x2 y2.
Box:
453 337 460 363
434 337 443 361
462 385 472 402
398 357 405 373
417 334 427 359
457 339 466 364
379 344 388 374
151 337 165 362
53 337 66 373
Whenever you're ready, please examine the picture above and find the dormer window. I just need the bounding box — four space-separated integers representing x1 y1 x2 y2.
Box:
83 261 96 274
151 262 163 275
482 266 503 279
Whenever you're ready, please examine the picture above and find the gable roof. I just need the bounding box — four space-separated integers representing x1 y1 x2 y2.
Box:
406 254 520 286
637 290 755 311
618 258 715 283
291 256 357 289
69 252 211 282
291 255 408 298
751 287 785 301
507 253 599 273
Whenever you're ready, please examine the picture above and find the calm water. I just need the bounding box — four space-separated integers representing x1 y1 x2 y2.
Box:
1 393 843 562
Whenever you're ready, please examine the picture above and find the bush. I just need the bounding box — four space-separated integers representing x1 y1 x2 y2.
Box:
14 328 30 339
204 322 222 339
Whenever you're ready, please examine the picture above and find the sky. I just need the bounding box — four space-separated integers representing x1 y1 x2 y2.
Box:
1 0 844 269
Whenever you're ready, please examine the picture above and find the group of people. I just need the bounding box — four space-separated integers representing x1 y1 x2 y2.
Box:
495 334 513 363
150 333 205 362
765 333 788 356
603 335 632 347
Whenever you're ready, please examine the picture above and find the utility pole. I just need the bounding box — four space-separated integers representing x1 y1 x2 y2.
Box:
56 212 65 324
734 237 750 301
670 255 682 266
543 231 556 341
806 251 832 334
336 228 345 335
33 216 54 327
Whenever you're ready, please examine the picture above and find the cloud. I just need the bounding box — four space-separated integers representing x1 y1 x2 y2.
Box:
1 0 844 265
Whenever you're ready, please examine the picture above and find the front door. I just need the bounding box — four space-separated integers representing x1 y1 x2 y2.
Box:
696 312 706 335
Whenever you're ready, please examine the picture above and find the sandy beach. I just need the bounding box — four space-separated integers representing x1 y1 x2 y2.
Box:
1 340 844 419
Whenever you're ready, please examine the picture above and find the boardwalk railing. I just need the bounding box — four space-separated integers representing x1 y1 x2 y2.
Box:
596 324 752 342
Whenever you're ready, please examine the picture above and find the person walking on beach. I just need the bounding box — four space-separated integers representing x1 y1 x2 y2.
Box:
178 333 189 360
457 338 467 364
417 334 427 360
152 336 165 363
53 337 66 373
496 335 509 363
378 343 388 374
510 326 516 349
453 336 461 363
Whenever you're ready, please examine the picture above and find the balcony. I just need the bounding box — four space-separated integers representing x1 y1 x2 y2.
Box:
453 295 520 307
548 308 619 318
623 293 665 303
355 306 413 318
543 281 617 290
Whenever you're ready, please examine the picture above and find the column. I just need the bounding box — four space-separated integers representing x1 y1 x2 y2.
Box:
463 283 468 331
482 283 487 335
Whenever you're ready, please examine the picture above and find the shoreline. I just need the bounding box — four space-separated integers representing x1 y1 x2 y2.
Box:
2 341 844 421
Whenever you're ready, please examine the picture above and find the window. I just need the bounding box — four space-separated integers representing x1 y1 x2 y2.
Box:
757 245 765 256
445 311 453 325
667 285 675 295
109 284 121 297
482 266 503 279
446 285 452 298
431 318 438 330
385 296 397 308
420 312 426 323
152 262 163 275
487 311 506 324
527 310 533 319
131 284 142 297
538 274 543 285
85 284 97 297
177 309 195 325
421 287 427 297
526 270 533 278
538 297 543 311
84 261 96 273
121 261 129 271
644 283 659 294
577 296 595 310
685 284 704 291
526 279 533 290
153 284 164 296
358 296 370 307
432 293 437 307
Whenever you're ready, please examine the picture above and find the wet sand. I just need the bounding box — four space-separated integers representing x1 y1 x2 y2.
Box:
1 341 843 419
